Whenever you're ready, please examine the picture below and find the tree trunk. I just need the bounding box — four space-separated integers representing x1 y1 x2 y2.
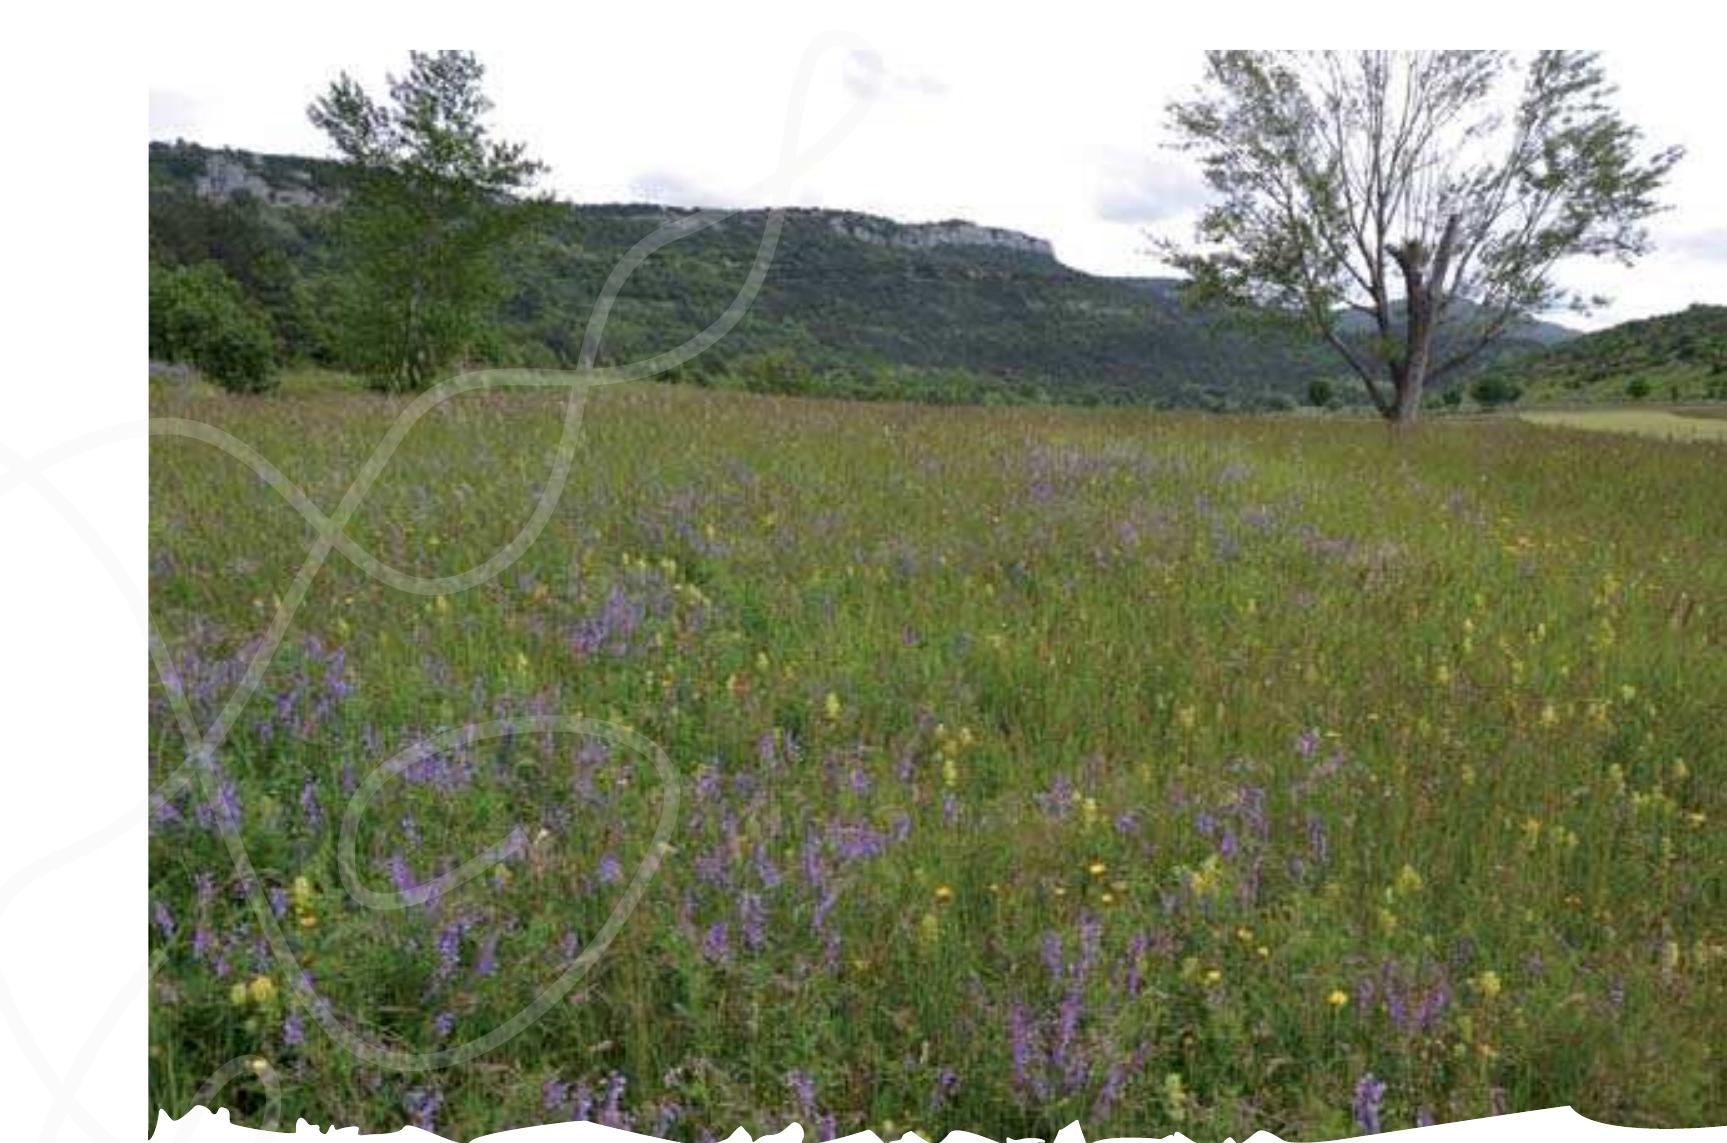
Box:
1392 361 1427 424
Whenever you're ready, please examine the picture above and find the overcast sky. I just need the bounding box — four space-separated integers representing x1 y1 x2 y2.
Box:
149 31 1727 330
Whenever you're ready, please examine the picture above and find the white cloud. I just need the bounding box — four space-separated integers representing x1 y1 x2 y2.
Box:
147 89 201 139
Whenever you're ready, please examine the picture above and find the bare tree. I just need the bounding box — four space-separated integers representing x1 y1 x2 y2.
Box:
1163 51 1682 423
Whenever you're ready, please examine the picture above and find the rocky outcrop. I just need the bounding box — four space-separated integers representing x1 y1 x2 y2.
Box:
827 215 1054 258
194 152 329 208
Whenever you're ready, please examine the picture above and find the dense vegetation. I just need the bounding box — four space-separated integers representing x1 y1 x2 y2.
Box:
1475 305 1727 404
150 141 1579 410
149 380 1726 1139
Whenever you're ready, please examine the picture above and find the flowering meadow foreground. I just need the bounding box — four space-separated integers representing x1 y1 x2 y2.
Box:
148 381 1725 1140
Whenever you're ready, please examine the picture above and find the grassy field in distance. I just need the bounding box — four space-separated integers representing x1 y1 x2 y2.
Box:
1518 408 1727 442
148 379 1726 1140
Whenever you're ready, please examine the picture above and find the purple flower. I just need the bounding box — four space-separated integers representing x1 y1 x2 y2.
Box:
151 901 175 939
299 778 323 830
930 1068 959 1112
739 892 767 952
432 1011 454 1038
785 1070 817 1121
387 854 416 898
474 933 498 978
282 1012 304 1046
596 853 623 885
701 921 731 964
544 1077 570 1113
1041 932 1065 980
435 922 463 980
1353 1073 1386 1134
403 1087 442 1133
1296 727 1320 759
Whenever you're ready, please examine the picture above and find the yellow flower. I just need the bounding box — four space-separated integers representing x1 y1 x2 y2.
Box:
1327 989 1349 1008
1176 705 1198 732
933 885 954 905
249 1057 270 1075
298 912 318 929
1099 892 1116 906
291 875 314 909
1539 703 1559 727
1472 970 1503 998
1087 860 1107 878
247 975 277 1006
229 982 250 1007
1394 864 1424 895
823 692 842 721
1202 967 1222 986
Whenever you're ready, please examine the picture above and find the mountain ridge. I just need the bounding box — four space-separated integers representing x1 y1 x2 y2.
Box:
150 140 1590 407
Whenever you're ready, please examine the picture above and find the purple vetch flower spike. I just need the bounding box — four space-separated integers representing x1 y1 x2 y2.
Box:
753 844 781 889
596 852 623 884
268 888 288 919
403 1087 442 1133
1416 1108 1435 1128
544 1078 570 1114
930 1068 959 1112
702 920 731 964
152 901 175 939
1353 1073 1386 1135
299 778 323 830
432 1011 454 1038
1041 932 1065 981
785 1070 817 1122
387 854 416 899
435 922 463 981
1008 1003 1036 1094
474 933 498 978
283 1012 304 1046
1296 728 1320 759
740 892 767 952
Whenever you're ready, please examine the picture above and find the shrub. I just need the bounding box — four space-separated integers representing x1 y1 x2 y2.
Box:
1307 377 1335 407
1469 374 1523 408
1626 377 1652 400
150 261 277 392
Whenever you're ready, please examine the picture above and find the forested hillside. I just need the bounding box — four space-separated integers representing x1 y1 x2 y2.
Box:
149 140 1571 408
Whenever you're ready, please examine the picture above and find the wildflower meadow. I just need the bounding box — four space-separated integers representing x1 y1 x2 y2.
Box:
148 379 1725 1139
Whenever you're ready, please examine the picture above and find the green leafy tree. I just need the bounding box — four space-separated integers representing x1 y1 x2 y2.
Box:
1164 52 1681 424
308 51 548 391
149 261 277 392
1306 377 1335 407
1469 373 1523 408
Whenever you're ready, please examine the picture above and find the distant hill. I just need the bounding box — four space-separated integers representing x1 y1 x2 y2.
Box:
1480 304 1727 403
147 140 1574 408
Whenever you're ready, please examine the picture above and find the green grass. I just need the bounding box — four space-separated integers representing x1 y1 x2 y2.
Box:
1518 408 1727 442
149 380 1727 1140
